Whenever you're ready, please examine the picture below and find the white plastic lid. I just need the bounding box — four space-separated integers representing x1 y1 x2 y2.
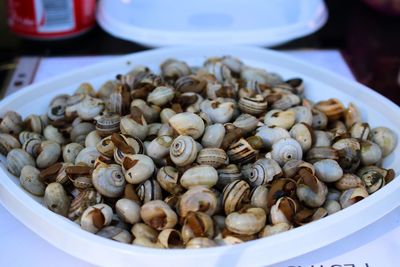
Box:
97 0 328 47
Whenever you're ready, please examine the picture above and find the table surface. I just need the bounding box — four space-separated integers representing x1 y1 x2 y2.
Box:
0 0 400 104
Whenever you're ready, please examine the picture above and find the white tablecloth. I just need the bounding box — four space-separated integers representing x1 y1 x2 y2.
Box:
1 50 399 267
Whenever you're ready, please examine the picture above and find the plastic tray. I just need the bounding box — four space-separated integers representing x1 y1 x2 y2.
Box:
0 46 399 267
96 0 328 47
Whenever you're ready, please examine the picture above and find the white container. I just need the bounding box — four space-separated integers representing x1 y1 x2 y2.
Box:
97 0 328 47
0 46 399 267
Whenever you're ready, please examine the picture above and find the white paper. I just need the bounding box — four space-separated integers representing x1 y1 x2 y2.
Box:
3 51 399 267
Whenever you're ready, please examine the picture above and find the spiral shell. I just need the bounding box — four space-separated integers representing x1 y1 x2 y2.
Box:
271 93 300 110
311 109 328 129
111 133 144 164
289 123 314 152
225 207 266 235
255 126 290 149
201 123 226 148
161 59 191 80
75 147 101 167
0 133 21 155
95 113 121 137
44 182 70 217
226 138 258 164
334 173 364 191
97 226 132 244
92 164 125 197
146 135 173 160
357 166 390 194
313 159 343 183
250 185 269 212
170 135 198 166
122 154 155 184
270 197 297 225
196 148 228 168
19 165 45 196
80 203 113 233
96 136 115 158
314 98 345 122
182 211 214 244
175 75 206 93
24 114 45 134
147 86 175 106
332 138 361 172
238 95 268 115
141 200 178 230
222 180 250 215
264 109 296 130
120 113 148 141
0 111 23 134
296 170 328 208
63 143 84 163
179 186 218 217
180 165 218 189
169 112 205 140
340 187 369 209
271 138 303 166
68 188 102 221
370 127 397 157
18 131 42 145
70 122 95 144
7 148 36 176
350 122 370 141
249 158 282 186
43 125 67 145
289 106 313 125
200 99 235 124
344 102 362 128
156 166 183 194
77 95 105 120
216 164 242 190
203 60 231 83
36 141 61 169
136 179 163 203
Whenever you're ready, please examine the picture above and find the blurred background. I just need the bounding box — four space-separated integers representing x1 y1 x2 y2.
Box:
0 0 399 103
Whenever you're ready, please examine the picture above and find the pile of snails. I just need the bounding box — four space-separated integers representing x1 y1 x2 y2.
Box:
0 56 397 249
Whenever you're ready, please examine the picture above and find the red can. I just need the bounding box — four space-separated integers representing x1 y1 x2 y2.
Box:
6 0 96 39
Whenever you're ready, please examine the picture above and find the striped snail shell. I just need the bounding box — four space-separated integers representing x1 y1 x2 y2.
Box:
238 95 268 115
170 135 198 167
216 164 242 190
161 58 191 80
226 138 258 164
19 131 43 145
196 148 228 169
68 188 102 221
22 137 41 158
222 180 250 215
233 114 259 135
175 75 206 93
95 113 121 137
249 158 282 186
136 179 163 203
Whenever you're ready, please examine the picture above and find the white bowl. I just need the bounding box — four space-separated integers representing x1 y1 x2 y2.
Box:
0 46 399 267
